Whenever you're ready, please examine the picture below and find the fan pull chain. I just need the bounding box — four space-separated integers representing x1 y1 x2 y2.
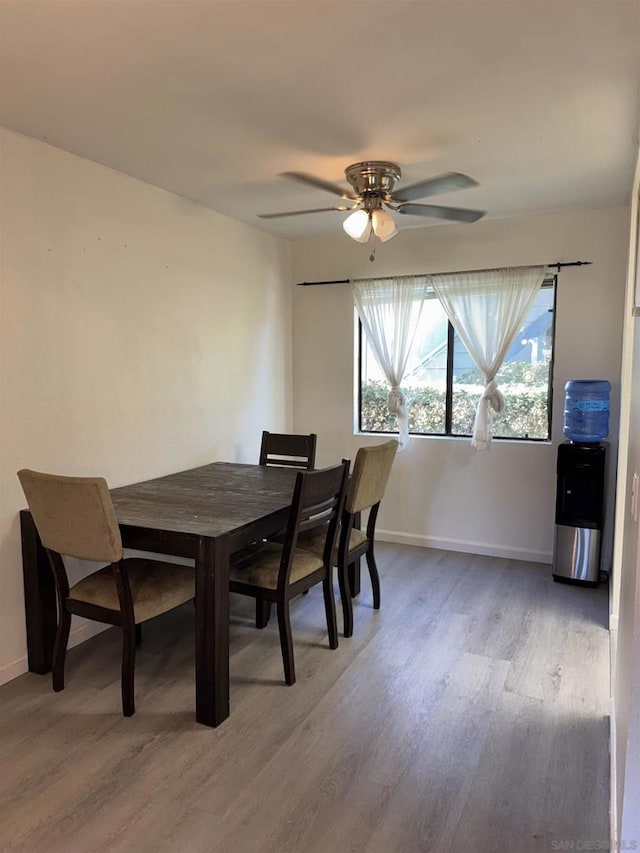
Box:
369 230 376 263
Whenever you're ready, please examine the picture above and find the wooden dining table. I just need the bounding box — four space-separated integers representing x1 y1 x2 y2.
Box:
20 462 302 728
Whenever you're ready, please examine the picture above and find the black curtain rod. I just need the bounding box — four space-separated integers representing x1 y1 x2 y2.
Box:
295 260 592 287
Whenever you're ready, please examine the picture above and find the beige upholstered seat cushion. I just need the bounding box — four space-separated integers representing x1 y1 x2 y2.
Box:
343 527 368 552
69 559 195 623
230 543 324 589
299 526 369 560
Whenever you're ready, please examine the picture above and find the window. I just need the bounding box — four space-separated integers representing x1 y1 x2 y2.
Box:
359 276 556 441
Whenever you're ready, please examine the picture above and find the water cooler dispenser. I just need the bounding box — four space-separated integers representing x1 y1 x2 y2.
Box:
553 442 607 586
553 379 610 587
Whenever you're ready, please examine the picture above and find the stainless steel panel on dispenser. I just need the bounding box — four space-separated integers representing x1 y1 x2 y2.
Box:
553 524 601 585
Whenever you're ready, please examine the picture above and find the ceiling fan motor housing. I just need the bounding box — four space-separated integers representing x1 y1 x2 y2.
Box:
344 161 402 203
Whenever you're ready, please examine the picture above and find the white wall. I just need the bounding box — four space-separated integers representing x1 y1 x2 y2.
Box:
611 139 640 845
292 206 628 564
0 128 293 682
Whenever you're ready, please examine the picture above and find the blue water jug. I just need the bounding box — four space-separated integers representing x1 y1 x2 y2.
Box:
563 380 610 443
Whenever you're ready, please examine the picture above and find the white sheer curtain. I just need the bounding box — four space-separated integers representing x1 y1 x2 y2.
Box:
431 265 546 449
353 275 429 449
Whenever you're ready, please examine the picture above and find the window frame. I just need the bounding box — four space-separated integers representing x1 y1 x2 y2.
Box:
357 275 557 442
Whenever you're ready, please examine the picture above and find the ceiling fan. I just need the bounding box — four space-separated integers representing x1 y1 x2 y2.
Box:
259 161 486 245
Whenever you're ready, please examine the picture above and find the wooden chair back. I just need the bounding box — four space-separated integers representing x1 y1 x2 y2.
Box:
259 431 317 470
278 461 349 589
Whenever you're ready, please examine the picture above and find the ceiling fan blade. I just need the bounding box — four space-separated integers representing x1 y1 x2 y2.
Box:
280 171 358 201
393 172 478 202
258 206 350 219
396 203 486 223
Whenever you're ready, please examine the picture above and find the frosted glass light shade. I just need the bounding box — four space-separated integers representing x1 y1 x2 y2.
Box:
371 209 398 242
343 209 372 242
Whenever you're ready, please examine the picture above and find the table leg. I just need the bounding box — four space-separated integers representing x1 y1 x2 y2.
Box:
195 535 230 727
20 510 57 674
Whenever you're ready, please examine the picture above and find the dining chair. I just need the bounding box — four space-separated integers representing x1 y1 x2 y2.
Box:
17 469 196 717
256 430 318 622
259 430 317 470
229 461 349 685
336 440 398 636
296 440 398 637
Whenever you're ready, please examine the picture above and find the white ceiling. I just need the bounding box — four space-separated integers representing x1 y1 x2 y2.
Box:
1 0 639 239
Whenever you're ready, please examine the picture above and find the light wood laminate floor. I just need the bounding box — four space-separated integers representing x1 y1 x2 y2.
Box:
0 545 610 853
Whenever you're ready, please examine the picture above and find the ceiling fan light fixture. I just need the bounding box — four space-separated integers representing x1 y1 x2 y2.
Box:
343 209 372 242
263 163 485 248
371 208 398 242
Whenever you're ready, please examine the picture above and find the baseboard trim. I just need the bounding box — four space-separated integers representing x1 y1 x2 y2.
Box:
376 528 553 564
0 621 108 687
0 655 30 686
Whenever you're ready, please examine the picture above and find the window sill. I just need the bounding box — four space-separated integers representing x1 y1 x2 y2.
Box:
355 431 552 447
